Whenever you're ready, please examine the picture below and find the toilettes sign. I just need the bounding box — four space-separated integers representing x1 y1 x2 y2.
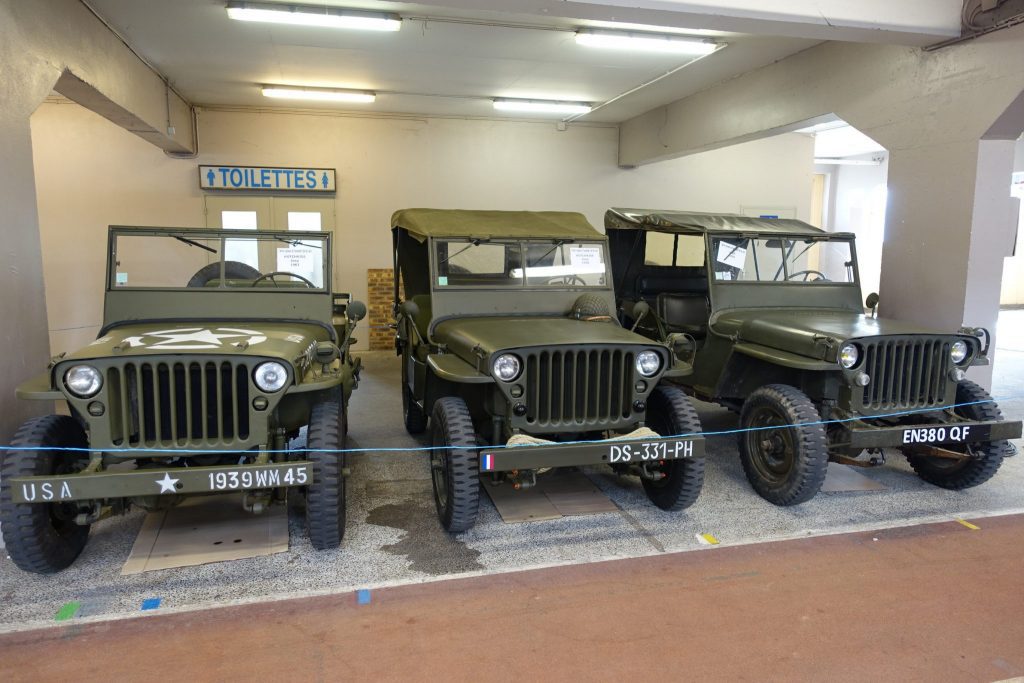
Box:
199 165 336 192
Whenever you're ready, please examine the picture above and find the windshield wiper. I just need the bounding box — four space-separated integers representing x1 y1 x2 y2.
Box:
527 239 567 267
439 239 482 266
274 237 322 250
173 235 217 254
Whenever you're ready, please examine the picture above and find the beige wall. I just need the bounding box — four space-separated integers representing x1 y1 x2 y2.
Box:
31 101 814 352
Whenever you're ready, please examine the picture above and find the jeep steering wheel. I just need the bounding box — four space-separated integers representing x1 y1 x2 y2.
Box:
251 272 317 288
786 270 829 282
547 274 586 286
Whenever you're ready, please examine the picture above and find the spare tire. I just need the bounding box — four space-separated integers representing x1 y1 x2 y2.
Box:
187 260 262 288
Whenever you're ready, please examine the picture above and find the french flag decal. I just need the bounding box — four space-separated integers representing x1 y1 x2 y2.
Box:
481 453 494 471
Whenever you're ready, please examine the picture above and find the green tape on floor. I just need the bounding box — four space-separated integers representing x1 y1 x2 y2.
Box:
54 601 81 621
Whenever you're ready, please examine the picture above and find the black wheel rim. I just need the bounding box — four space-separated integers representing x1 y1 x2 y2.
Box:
744 406 796 485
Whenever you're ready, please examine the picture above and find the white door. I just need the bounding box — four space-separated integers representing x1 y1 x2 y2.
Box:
204 196 336 286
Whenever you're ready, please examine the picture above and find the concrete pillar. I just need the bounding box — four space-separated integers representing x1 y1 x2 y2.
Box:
0 87 61 439
0 0 197 442
880 138 1020 388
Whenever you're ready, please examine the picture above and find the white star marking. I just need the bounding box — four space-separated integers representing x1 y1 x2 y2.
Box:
120 327 267 351
155 473 180 494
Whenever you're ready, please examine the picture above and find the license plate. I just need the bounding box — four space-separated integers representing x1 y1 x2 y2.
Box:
607 439 695 464
901 424 992 446
205 464 309 492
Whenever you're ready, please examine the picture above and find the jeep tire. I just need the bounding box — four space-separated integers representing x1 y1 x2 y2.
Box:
904 380 1006 489
186 260 262 288
430 397 479 533
738 384 829 506
642 386 705 510
305 393 347 550
0 416 91 574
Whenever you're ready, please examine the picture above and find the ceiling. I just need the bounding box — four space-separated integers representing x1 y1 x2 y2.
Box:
84 0 954 124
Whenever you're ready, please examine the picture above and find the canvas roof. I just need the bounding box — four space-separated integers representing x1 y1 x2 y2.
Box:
391 209 602 241
605 208 836 236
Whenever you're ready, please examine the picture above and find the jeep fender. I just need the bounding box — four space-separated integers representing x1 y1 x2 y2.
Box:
716 344 836 401
424 354 494 418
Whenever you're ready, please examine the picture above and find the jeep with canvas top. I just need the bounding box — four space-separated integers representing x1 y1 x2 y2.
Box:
606 208 1021 505
391 209 706 532
0 226 365 573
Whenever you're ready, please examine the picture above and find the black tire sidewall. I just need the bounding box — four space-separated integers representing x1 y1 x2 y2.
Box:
905 379 1006 489
305 394 346 550
0 415 91 573
429 397 479 532
642 385 705 511
738 384 829 506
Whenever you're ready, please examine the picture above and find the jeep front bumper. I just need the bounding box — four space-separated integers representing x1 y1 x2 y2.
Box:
9 461 314 503
840 419 1022 450
479 433 704 473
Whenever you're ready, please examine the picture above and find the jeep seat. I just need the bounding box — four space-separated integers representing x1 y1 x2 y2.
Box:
656 293 709 338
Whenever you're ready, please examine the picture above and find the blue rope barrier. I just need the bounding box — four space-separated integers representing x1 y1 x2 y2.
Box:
2 396 1019 456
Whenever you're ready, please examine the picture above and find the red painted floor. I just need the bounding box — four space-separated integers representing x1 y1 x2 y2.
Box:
3 515 1023 682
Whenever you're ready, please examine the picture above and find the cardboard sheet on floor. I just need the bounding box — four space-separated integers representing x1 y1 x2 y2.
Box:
820 462 887 493
121 493 288 575
483 469 617 523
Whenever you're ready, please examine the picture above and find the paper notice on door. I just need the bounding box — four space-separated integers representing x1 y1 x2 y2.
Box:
276 246 322 287
569 246 601 266
716 242 747 269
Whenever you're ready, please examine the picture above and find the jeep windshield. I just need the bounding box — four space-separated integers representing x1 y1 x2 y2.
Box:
710 236 856 284
110 230 329 291
434 239 608 289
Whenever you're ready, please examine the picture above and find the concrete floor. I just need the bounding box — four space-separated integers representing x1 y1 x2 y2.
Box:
4 514 1024 681
0 312 1022 633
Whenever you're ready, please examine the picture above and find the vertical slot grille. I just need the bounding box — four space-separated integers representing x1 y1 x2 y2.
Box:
525 348 635 428
108 360 250 447
860 339 950 410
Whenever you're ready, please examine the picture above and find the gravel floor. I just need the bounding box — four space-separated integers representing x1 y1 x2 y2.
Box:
1 313 1022 633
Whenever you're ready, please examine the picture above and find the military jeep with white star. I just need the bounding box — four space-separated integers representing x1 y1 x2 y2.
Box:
0 226 365 573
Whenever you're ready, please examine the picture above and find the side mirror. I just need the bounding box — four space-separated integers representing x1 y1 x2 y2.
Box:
399 300 419 319
865 292 879 318
631 300 650 321
347 300 367 322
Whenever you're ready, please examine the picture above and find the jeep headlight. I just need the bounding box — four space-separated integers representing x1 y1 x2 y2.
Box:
493 354 521 382
253 362 288 392
951 340 969 365
636 350 661 377
839 343 859 369
64 365 102 398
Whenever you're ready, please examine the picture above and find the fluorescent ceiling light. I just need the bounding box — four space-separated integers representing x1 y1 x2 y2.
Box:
262 86 376 103
576 30 717 55
814 157 884 166
227 2 401 31
493 99 592 115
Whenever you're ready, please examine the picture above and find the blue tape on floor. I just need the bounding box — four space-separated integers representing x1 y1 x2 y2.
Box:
141 598 161 611
356 589 371 605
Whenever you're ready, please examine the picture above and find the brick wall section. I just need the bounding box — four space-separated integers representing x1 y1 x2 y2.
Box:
367 268 394 350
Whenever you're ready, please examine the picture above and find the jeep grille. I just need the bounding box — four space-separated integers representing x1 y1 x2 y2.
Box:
859 338 951 410
524 348 634 428
106 360 251 447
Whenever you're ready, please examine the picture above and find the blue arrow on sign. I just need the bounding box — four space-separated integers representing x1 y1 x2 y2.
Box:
321 172 329 189
206 169 216 186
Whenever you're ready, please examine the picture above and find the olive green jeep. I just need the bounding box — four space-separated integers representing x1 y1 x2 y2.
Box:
0 226 365 573
391 209 706 533
606 208 1021 505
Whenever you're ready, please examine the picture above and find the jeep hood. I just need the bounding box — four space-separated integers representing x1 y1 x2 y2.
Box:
715 309 950 361
59 321 331 364
434 316 662 359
